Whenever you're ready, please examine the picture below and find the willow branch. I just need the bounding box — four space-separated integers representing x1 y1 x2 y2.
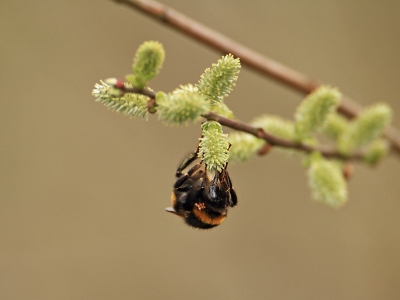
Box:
118 85 364 161
204 112 364 160
121 85 155 98
111 0 400 157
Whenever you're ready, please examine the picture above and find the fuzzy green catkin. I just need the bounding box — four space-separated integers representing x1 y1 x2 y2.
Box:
250 114 320 155
322 113 349 140
210 101 234 119
156 85 210 125
307 153 348 207
198 121 229 172
252 115 296 141
338 103 392 155
364 139 388 165
196 54 240 103
92 80 149 119
295 86 341 140
227 132 264 163
128 41 165 89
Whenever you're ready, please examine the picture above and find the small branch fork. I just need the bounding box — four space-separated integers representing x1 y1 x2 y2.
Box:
111 0 400 157
117 84 364 161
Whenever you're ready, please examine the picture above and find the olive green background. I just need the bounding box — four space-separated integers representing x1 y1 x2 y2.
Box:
1 1 400 299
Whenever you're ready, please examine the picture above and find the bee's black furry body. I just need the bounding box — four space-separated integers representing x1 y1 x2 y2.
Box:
166 152 237 229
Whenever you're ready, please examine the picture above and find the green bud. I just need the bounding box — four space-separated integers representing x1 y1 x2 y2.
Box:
322 113 349 140
307 153 348 207
364 139 388 165
156 85 210 126
252 115 296 141
338 103 392 155
210 101 234 119
295 86 341 141
197 54 240 103
198 121 230 172
227 132 264 163
251 114 317 153
129 41 165 89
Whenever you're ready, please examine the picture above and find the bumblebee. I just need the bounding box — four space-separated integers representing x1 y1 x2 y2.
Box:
165 152 237 229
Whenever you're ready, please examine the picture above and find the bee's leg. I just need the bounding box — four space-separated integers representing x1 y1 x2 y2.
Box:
175 139 201 175
174 162 202 189
175 151 198 178
181 185 204 211
225 170 237 207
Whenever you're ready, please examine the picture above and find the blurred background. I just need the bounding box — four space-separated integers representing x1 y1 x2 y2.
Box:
1 1 400 299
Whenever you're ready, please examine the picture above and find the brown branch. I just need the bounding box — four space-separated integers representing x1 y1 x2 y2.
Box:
114 79 156 98
116 83 364 161
203 112 364 161
111 0 400 157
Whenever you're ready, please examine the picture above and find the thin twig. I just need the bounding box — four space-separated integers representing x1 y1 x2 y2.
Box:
118 84 364 161
120 84 156 99
204 112 364 160
111 0 400 157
